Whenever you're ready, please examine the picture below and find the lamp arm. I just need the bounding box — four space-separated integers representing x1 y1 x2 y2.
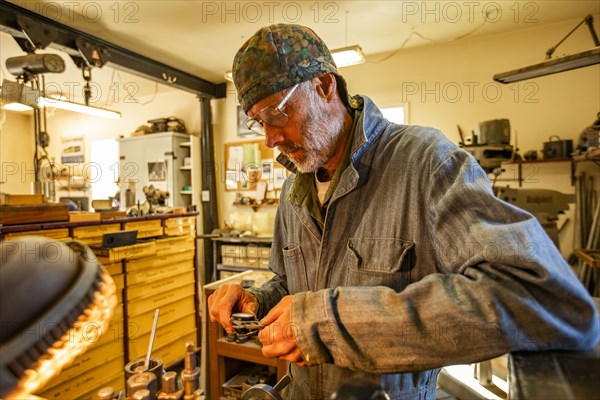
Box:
546 14 600 59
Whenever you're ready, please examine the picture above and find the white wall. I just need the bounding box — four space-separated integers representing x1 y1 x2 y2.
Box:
0 110 34 194
213 15 600 256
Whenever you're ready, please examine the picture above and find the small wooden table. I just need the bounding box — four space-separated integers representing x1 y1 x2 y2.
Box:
202 270 287 400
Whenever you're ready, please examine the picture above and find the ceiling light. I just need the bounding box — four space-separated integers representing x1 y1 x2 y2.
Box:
494 14 600 84
1 79 121 119
38 97 122 119
224 71 234 82
3 102 33 111
331 45 365 68
494 47 600 83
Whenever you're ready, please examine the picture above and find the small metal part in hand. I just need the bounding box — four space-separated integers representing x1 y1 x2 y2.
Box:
230 313 264 336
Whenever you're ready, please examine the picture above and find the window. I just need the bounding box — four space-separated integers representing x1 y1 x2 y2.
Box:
381 106 407 125
90 139 119 200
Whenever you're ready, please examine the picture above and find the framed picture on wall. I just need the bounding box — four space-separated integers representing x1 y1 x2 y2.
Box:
237 106 257 137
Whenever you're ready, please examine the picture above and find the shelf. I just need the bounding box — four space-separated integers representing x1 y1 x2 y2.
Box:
180 191 193 195
217 264 249 272
233 200 279 212
180 141 191 147
499 158 574 187
573 148 600 162
180 166 192 171
509 158 572 164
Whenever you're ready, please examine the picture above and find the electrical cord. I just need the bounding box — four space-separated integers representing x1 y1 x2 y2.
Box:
372 5 500 64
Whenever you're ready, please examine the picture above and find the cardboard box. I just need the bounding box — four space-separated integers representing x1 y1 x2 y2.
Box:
222 245 246 258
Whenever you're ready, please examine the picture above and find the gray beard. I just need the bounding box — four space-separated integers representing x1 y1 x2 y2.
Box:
290 101 344 173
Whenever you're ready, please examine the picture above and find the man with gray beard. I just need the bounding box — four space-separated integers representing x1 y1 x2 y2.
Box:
208 24 598 399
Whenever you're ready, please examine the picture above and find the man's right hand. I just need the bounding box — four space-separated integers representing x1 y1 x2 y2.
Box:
207 284 258 334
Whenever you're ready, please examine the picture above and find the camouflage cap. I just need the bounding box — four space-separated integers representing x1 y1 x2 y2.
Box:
233 24 348 113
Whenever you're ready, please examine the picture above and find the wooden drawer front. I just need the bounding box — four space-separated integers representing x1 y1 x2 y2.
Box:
157 241 195 257
155 235 194 253
128 314 196 359
103 261 123 276
127 270 194 301
111 273 125 304
125 249 194 272
94 241 157 263
127 259 194 286
5 228 70 241
124 219 162 230
73 224 120 239
39 356 123 400
127 283 195 317
137 329 196 367
164 225 196 237
128 296 195 336
43 339 124 390
136 227 164 239
78 309 125 349
78 374 124 400
165 216 196 228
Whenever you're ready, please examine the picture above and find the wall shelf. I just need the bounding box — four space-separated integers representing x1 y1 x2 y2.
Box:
233 200 279 212
499 158 574 187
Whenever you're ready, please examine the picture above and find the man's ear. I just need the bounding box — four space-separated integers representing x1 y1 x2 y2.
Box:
314 73 337 101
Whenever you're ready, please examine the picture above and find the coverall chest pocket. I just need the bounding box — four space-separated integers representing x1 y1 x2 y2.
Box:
282 244 310 293
345 238 415 289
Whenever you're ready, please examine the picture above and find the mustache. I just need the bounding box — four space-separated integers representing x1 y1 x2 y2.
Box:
278 143 302 155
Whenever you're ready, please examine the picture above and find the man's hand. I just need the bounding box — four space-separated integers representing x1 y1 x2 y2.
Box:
207 284 258 334
258 295 306 366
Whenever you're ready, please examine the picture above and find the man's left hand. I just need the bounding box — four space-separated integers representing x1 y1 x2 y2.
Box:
258 295 306 366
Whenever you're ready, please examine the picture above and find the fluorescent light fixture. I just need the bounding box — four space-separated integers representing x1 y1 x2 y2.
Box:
494 47 600 83
331 45 365 67
3 102 33 111
1 79 121 119
225 71 234 82
38 97 122 119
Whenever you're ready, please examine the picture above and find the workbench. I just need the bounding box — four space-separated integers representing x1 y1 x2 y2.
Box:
202 270 287 400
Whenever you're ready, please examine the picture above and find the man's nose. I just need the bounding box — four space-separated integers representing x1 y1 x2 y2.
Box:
264 125 285 148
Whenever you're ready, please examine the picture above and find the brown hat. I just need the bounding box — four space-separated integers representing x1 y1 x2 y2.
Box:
232 24 350 112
